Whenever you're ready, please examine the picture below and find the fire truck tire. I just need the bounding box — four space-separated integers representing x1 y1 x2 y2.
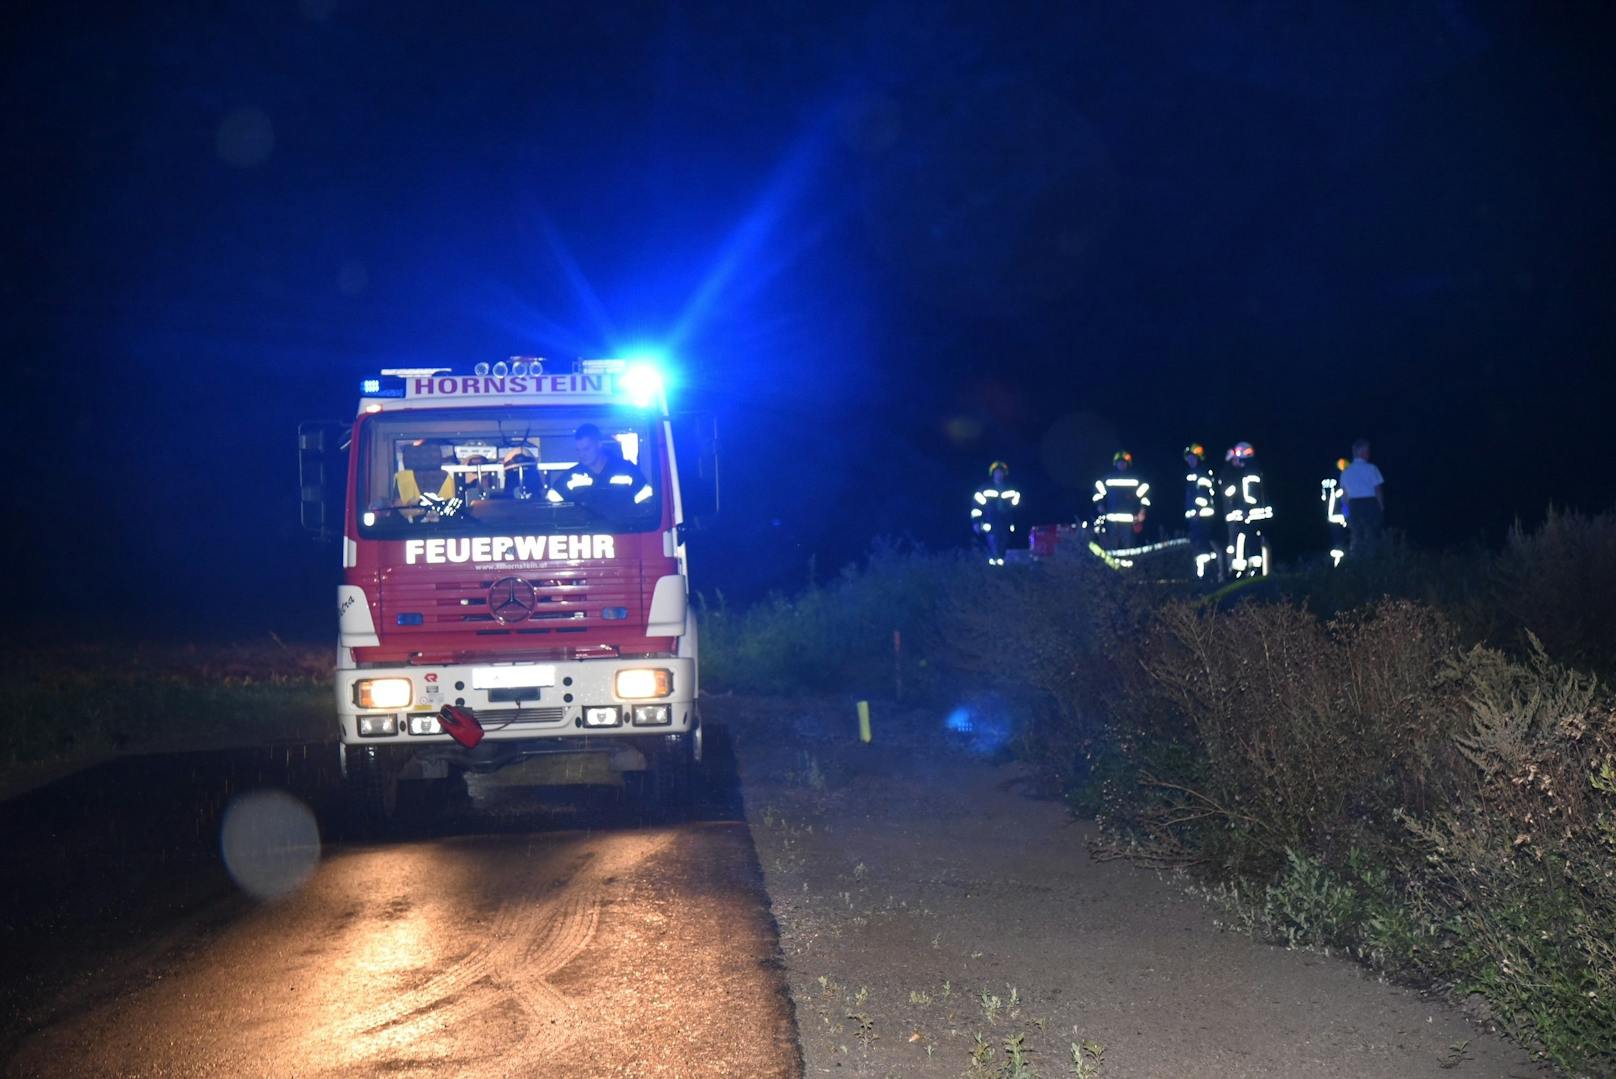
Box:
344 744 402 836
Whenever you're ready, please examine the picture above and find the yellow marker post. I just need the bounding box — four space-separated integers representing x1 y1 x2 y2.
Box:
856 700 872 744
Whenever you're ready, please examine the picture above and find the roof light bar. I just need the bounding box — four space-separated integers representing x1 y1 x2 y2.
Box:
379 368 450 377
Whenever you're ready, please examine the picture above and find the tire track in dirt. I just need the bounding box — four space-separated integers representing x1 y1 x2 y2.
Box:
328 831 670 1070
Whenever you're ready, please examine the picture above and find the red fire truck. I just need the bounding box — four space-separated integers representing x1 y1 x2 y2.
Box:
298 357 716 828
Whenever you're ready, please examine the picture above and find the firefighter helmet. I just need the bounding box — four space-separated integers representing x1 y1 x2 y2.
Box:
1184 442 1206 461
1112 450 1133 466
1336 457 1349 472
988 460 1009 477
1226 442 1255 462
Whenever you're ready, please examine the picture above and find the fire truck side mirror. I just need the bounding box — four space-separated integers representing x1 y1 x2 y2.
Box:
298 421 349 541
673 412 719 522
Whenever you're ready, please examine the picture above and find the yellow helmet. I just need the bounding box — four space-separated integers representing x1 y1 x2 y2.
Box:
988 460 1009 477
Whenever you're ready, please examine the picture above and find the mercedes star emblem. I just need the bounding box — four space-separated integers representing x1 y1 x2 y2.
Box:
487 576 537 624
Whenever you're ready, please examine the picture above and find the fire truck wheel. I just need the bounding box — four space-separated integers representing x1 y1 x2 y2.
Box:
344 744 402 837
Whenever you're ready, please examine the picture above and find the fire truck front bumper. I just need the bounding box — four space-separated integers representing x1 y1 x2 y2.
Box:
335 658 695 745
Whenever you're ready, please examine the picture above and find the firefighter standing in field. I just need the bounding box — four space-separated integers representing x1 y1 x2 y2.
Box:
1092 451 1150 551
971 461 1020 566
1183 443 1220 579
1322 457 1349 567
1221 442 1272 577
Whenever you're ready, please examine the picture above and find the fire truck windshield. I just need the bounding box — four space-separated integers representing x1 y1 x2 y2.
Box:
357 408 662 537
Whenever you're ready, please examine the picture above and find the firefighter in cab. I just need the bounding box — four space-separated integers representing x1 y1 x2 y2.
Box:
1092 451 1150 551
971 461 1021 566
1322 457 1349 567
1183 443 1219 579
1221 442 1272 577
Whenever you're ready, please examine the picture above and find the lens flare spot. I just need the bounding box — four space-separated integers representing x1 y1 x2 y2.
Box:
943 695 1013 756
215 107 276 168
220 789 321 900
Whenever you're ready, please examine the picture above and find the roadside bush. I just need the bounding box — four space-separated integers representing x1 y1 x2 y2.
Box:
696 543 974 696
1102 599 1458 875
1487 507 1616 677
1397 641 1616 1070
1273 534 1494 634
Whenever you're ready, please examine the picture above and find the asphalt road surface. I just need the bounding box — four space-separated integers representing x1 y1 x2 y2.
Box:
0 735 800 1077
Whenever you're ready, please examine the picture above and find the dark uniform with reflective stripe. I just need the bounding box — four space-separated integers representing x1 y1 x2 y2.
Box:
971 482 1021 565
552 457 654 509
1321 475 1348 567
1185 462 1219 578
1221 463 1271 577
1092 471 1150 551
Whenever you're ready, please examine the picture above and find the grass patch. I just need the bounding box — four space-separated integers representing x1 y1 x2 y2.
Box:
4 639 332 790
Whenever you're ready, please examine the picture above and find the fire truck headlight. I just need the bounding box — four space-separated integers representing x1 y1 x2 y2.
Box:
357 714 399 737
632 704 673 726
354 678 413 709
584 706 621 727
614 668 673 699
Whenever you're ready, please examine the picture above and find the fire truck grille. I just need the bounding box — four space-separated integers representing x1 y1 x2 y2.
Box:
484 707 567 727
378 567 643 636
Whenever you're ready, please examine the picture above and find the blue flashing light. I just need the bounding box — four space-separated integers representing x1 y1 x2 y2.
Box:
395 612 423 626
359 374 406 398
618 362 665 408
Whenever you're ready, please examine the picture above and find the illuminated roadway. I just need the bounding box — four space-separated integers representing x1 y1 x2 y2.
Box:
0 741 800 1077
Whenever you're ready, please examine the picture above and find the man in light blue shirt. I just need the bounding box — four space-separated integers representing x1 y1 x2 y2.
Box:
1339 438 1385 557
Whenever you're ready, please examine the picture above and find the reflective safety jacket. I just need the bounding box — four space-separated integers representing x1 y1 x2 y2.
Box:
971 483 1021 535
1184 466 1216 524
1321 477 1346 528
548 459 654 506
1322 476 1348 565
395 470 456 504
1221 466 1271 527
1092 473 1151 534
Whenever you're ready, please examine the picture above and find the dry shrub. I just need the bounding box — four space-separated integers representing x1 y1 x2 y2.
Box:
1490 507 1616 676
1105 599 1457 874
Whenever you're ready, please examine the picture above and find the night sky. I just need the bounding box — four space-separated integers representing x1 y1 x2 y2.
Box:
10 2 1614 637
